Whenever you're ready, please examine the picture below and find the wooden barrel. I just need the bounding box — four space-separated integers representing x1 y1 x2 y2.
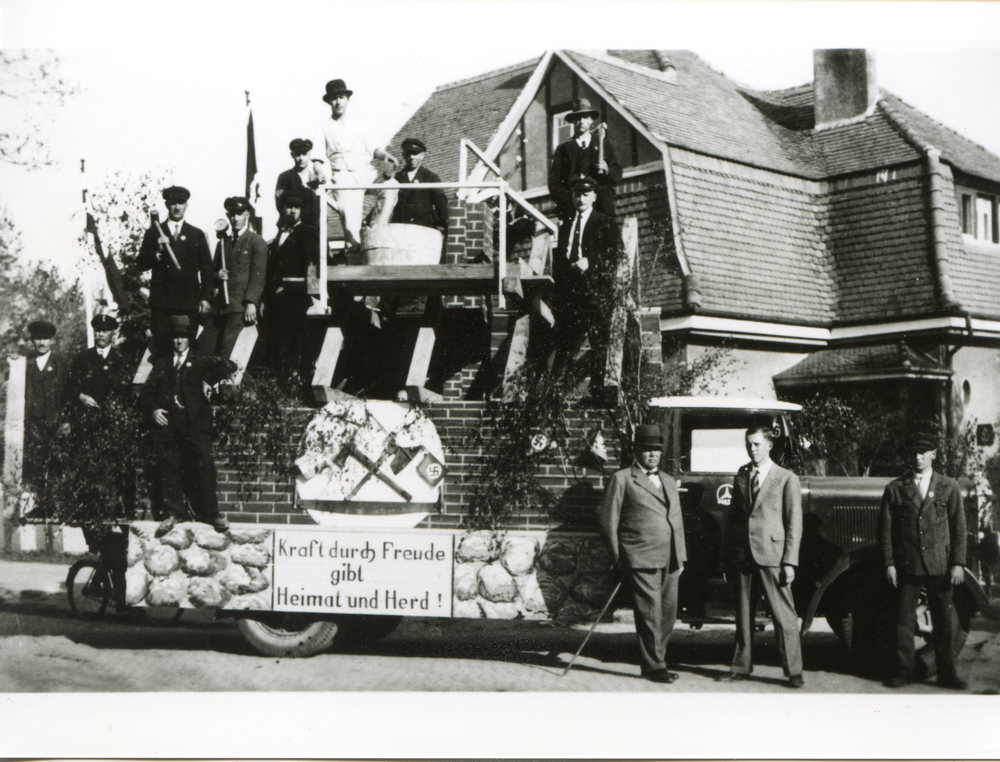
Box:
362 223 442 265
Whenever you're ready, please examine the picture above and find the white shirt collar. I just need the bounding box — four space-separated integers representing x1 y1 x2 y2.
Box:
174 348 189 367
97 346 111 359
35 351 51 370
751 459 772 482
577 134 590 148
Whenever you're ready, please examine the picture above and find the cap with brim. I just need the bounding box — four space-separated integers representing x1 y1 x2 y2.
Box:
566 98 600 122
570 175 598 193
91 314 119 331
401 137 427 154
634 424 664 448
289 138 313 154
28 320 56 339
906 431 938 453
323 79 353 102
167 314 197 337
224 196 253 215
281 191 304 208
162 186 190 203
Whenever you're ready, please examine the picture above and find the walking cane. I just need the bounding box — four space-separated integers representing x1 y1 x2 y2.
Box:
561 578 622 677
213 219 230 306
150 210 182 271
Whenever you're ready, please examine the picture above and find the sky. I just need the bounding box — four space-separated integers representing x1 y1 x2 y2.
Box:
1 0 999 296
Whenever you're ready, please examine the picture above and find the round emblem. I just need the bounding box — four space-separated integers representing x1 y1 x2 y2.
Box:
716 483 733 506
530 433 549 452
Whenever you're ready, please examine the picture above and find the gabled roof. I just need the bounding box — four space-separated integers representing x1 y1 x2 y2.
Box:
773 343 951 386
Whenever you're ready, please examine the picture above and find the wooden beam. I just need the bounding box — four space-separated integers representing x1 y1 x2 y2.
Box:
311 326 344 399
2 356 26 550
503 314 531 401
406 327 436 389
225 324 258 387
132 346 153 385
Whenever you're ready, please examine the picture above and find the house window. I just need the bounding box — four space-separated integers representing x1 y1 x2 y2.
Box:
961 194 974 235
551 109 575 151
959 191 999 243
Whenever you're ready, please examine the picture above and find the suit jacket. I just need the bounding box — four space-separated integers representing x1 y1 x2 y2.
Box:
139 350 212 435
599 464 687 570
275 167 320 227
548 135 622 220
265 223 319 307
212 228 268 314
65 346 131 411
879 470 967 577
137 220 213 311
723 461 803 568
390 165 449 231
552 210 621 310
24 353 68 428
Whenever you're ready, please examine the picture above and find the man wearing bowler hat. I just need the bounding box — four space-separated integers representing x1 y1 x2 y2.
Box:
548 97 622 221
880 430 968 690
311 79 398 254
22 319 69 491
198 196 268 362
390 137 449 235
275 138 320 227
140 314 227 534
137 186 213 359
599 423 687 683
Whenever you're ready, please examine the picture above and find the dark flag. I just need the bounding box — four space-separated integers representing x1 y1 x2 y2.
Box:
245 98 262 233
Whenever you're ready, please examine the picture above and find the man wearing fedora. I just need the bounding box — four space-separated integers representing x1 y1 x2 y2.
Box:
718 424 804 688
198 196 268 362
390 137 449 235
275 138 320 228
311 79 398 255
22 319 69 491
548 97 622 222
137 186 214 359
140 314 226 534
598 423 687 683
879 430 968 690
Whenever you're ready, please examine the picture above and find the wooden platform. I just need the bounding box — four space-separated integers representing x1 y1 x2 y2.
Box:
320 264 553 296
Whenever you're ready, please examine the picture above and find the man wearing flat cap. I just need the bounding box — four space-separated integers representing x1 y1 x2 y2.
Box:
879 430 968 690
276 138 320 228
65 314 131 421
197 196 268 362
599 423 686 683
548 98 622 222
137 186 214 359
311 79 398 254
264 191 319 384
22 319 69 490
389 137 449 235
549 175 622 392
140 314 226 534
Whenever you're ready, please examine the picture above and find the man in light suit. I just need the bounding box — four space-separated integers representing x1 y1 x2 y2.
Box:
599 424 687 683
718 424 804 688
198 196 268 361
880 430 967 690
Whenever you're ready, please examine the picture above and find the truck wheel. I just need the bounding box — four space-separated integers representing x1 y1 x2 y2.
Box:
335 615 403 647
237 615 338 658
840 579 973 679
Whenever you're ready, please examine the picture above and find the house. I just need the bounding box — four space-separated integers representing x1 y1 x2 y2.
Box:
387 49 1000 468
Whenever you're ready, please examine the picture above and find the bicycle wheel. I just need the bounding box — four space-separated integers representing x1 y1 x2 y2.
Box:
67 558 111 620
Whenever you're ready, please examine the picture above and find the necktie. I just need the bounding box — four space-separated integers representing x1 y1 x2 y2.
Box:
570 216 583 262
751 470 760 504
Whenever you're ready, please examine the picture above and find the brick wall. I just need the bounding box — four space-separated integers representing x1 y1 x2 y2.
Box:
217 401 624 531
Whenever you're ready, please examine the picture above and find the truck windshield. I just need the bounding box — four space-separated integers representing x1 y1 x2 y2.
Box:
679 411 793 474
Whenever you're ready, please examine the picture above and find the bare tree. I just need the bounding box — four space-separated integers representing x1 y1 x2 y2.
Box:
0 50 78 169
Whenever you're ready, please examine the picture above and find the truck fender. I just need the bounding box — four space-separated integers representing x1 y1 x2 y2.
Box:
962 568 1000 621
800 553 852 635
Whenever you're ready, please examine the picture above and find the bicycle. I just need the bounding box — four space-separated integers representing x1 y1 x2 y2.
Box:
66 526 184 627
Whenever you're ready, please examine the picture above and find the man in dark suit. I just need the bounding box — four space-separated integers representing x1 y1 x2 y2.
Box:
275 138 319 227
264 191 319 384
718 425 804 688
879 431 967 690
599 424 687 683
140 314 226 534
22 319 68 491
548 98 622 221
137 186 213 359
549 175 622 391
65 314 131 419
198 196 268 361
390 137 449 235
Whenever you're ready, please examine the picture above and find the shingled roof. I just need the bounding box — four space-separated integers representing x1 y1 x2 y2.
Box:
773 343 951 387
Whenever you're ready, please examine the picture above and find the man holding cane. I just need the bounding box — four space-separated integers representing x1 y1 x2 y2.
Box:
598 424 686 683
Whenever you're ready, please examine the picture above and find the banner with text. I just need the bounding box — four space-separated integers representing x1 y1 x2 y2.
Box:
271 530 454 617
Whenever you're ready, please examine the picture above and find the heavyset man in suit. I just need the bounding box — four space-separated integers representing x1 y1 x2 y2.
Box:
137 186 214 359
390 137 449 235
548 98 622 222
599 424 687 683
198 196 268 361
140 314 227 534
718 424 805 688
22 319 68 491
879 431 967 690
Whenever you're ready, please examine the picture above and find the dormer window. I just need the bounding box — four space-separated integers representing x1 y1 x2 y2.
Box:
960 192 999 244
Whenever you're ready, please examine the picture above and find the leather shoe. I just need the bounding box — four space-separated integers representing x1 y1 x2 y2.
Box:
715 672 749 683
938 676 968 690
788 675 804 689
212 517 230 534
646 669 679 684
885 676 911 688
154 517 178 538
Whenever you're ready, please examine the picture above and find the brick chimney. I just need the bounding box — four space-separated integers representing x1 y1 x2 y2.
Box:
813 49 878 129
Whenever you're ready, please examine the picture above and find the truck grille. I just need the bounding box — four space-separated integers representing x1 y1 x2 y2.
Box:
830 504 879 551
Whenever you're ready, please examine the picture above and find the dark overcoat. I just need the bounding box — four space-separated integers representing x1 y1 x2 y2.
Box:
212 228 268 315
390 165 449 231
548 135 622 220
65 346 131 410
138 351 212 435
137 221 213 312
24 353 68 429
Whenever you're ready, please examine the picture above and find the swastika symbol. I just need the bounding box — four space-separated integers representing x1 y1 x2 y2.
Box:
425 463 442 480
